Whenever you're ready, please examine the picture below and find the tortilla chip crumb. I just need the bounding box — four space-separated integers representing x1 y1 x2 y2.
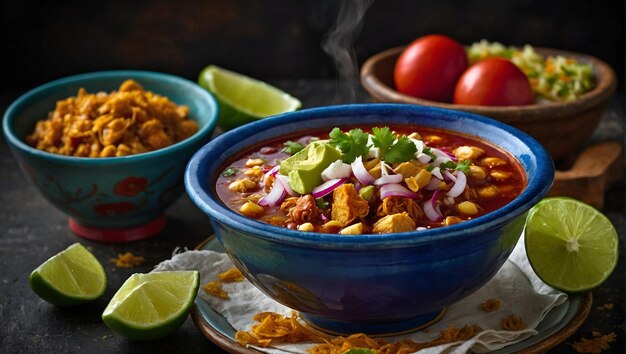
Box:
596 303 614 311
571 332 617 353
203 281 229 299
219 268 245 282
480 299 501 312
501 314 527 331
235 311 483 353
110 252 144 268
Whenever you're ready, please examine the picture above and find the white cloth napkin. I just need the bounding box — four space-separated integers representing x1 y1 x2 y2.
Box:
154 234 567 354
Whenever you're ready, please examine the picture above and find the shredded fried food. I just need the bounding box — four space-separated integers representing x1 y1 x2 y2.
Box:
26 80 198 157
203 268 246 299
110 252 144 268
501 314 527 331
235 311 483 353
287 195 322 224
331 184 369 227
203 281 229 299
570 332 617 353
597 303 614 311
235 311 329 348
480 298 501 312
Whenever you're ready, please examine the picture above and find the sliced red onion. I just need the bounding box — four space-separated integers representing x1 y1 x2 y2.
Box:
320 213 329 222
380 183 419 199
374 174 403 186
351 156 375 185
423 199 443 222
417 153 432 164
311 177 348 199
446 171 466 198
431 148 450 159
262 165 280 184
443 170 457 182
321 160 352 181
258 180 287 207
439 147 458 162
276 174 299 197
380 161 393 176
424 176 442 191
430 189 440 207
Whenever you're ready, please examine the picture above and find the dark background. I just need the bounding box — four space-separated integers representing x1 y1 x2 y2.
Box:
1 0 624 93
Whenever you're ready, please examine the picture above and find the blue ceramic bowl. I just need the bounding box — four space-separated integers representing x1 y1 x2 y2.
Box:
185 104 554 335
3 71 219 242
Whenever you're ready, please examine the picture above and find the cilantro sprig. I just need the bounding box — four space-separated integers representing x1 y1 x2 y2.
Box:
329 126 417 164
282 141 305 155
428 160 471 173
328 128 370 163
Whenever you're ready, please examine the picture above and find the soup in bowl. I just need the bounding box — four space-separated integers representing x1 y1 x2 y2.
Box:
185 104 554 335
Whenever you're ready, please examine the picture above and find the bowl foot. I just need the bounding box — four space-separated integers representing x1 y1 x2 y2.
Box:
68 215 166 243
300 308 447 336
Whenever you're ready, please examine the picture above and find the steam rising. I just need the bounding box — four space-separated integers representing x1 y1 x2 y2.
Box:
322 0 374 103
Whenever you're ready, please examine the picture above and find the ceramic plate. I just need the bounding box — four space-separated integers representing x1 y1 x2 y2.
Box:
191 236 592 354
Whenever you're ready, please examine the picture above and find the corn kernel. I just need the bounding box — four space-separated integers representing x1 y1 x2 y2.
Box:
477 185 498 198
468 165 487 180
444 216 464 226
407 132 422 140
458 201 479 215
297 222 315 232
245 158 265 167
415 169 432 188
368 165 382 179
239 202 264 217
424 135 443 144
323 220 343 228
340 223 364 235
490 170 512 180
228 178 258 192
482 157 507 167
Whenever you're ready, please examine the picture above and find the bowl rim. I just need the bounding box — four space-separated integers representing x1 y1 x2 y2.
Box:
360 46 617 121
2 70 219 165
185 103 554 248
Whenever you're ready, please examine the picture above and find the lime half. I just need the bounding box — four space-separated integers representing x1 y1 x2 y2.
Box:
525 197 618 292
29 243 106 306
198 65 301 130
102 271 199 341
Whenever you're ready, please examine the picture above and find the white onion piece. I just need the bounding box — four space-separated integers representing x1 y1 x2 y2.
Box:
374 174 403 186
443 170 457 182
368 146 381 159
446 171 466 198
262 165 280 184
351 156 375 185
417 153 432 164
411 139 425 154
276 175 299 197
431 148 450 159
258 180 287 207
311 177 348 199
432 156 451 167
321 160 352 181
424 176 442 190
380 183 419 199
423 199 443 222
431 167 443 180
416 226 428 231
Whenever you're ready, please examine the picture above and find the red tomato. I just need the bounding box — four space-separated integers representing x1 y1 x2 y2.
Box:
394 35 468 102
453 58 533 106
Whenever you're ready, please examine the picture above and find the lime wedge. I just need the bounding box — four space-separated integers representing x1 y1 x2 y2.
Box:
29 243 106 306
525 197 618 292
102 271 199 340
198 65 301 130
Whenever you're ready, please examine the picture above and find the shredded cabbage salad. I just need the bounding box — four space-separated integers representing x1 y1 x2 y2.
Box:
467 40 595 102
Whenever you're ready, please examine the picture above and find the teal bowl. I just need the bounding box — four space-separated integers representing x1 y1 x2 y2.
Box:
3 71 219 242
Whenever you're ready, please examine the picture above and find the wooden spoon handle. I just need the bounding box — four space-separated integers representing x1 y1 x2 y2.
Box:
550 142 623 209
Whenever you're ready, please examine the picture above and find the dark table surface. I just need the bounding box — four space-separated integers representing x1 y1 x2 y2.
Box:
0 80 623 353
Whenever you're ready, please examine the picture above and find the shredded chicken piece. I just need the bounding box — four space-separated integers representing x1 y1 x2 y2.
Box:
331 184 369 227
373 212 416 234
377 197 423 222
287 195 321 224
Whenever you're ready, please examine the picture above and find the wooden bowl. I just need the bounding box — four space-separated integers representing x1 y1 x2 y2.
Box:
360 46 617 161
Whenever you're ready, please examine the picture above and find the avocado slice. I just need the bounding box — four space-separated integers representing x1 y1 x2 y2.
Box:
280 142 342 194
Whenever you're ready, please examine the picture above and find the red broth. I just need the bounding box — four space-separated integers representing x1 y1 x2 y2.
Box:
215 126 526 234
